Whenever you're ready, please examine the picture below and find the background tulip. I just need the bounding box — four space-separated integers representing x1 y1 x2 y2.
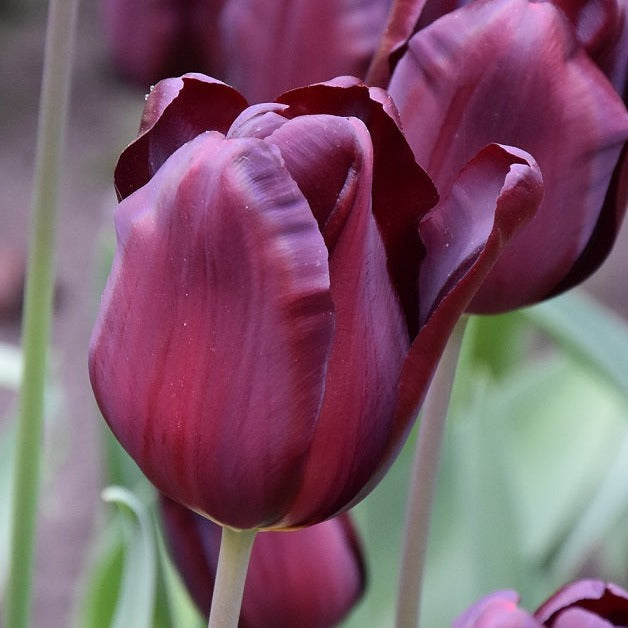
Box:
100 0 391 102
89 73 543 530
454 580 628 627
387 0 628 312
160 496 365 627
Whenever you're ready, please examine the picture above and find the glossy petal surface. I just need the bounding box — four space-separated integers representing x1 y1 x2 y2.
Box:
535 580 628 626
160 496 365 628
388 0 628 311
90 132 335 528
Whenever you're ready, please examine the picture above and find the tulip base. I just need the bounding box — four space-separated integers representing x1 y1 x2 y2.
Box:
208 526 257 628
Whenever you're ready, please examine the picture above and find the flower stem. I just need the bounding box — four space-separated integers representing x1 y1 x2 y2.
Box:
208 527 257 628
366 0 427 87
395 317 468 628
3 0 79 626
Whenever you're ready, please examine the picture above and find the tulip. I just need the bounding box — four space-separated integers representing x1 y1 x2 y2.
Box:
100 0 391 102
160 495 365 627
387 0 628 312
454 580 628 627
89 73 543 529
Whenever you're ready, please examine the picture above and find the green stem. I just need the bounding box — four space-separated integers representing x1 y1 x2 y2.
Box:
395 317 468 628
3 0 79 626
208 527 257 628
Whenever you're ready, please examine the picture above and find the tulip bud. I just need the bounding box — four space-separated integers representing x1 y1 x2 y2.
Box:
160 496 365 627
454 580 628 627
89 74 543 529
388 0 628 312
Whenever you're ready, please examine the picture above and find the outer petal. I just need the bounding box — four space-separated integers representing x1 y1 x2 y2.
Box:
535 580 628 626
274 117 411 526
114 74 248 200
551 608 613 627
219 0 391 103
277 78 438 330
453 591 542 628
89 132 335 529
159 496 365 628
388 0 628 311
353 144 542 500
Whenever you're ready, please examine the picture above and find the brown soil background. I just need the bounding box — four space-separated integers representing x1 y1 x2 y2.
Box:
0 2 626 627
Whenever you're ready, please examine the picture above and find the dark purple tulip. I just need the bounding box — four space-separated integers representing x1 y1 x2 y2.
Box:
89 73 542 529
160 496 365 627
454 580 628 627
388 0 628 312
100 0 391 101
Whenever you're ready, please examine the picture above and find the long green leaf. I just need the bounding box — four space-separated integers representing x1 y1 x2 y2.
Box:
102 486 157 628
523 291 628 399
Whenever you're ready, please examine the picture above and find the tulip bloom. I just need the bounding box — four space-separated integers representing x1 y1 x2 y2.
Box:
454 580 628 627
387 0 628 312
89 73 542 529
160 496 365 627
101 0 391 102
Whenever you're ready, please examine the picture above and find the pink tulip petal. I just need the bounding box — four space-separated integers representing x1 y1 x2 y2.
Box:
90 132 336 529
388 0 628 311
453 591 542 628
551 607 613 628
219 0 391 102
535 580 628 626
115 73 248 200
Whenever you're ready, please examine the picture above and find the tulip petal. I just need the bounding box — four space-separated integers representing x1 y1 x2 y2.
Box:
274 118 411 526
90 132 335 528
354 143 542 499
115 74 248 200
453 591 542 628
535 580 628 626
160 496 365 627
388 0 628 310
278 79 438 330
551 607 613 627
219 0 391 103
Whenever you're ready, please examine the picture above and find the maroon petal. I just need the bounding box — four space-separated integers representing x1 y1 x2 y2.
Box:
114 73 248 200
278 78 438 330
453 591 542 628
535 580 628 626
90 132 335 529
275 117 411 526
388 0 628 311
159 496 365 627
354 143 542 500
242 515 365 627
219 0 391 103
550 0 628 98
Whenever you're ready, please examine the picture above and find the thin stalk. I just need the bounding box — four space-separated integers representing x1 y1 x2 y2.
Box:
3 0 79 626
395 317 468 628
208 527 257 628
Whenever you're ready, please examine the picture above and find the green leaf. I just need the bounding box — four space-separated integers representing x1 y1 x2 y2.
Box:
523 291 628 400
101 486 157 628
154 523 204 628
73 524 125 628
552 430 628 579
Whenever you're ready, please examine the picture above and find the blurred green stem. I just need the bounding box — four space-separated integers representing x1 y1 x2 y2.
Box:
207 527 257 628
395 317 468 628
3 0 79 626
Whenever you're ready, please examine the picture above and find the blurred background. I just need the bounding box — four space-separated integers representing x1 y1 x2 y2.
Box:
0 2 627 627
